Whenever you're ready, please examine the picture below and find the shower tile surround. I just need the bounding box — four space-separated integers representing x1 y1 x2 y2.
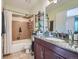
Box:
12 20 34 41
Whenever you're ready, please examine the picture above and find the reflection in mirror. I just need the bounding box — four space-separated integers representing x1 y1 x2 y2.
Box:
49 21 53 31
66 8 78 34
74 16 78 33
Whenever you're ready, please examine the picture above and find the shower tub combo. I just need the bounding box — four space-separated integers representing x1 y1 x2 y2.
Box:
11 39 32 53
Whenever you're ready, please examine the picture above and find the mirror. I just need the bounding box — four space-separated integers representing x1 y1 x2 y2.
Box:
46 0 78 34
48 7 78 34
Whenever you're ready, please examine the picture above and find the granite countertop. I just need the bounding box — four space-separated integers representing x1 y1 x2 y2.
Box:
34 36 78 53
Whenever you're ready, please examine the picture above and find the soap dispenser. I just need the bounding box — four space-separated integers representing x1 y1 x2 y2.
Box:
68 30 74 46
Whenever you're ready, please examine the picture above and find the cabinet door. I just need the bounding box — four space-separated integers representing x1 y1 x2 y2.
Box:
45 48 65 59
34 43 44 59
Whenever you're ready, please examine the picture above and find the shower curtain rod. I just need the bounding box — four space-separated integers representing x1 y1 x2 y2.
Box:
3 8 27 15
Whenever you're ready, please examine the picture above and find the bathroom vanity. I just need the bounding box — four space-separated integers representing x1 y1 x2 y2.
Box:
34 36 78 59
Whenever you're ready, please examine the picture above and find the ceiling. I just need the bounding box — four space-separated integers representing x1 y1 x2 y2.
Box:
46 0 78 13
3 0 72 16
46 0 69 11
3 0 49 15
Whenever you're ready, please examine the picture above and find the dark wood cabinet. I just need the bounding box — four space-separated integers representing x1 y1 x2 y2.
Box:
34 42 44 59
34 37 78 59
44 48 65 59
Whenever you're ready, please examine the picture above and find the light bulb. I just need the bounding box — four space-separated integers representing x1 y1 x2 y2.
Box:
53 0 57 3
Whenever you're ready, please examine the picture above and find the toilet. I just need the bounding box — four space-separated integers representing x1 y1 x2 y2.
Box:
24 39 32 53
24 44 31 53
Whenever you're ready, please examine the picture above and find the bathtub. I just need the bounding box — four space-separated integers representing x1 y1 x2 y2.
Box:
10 39 32 53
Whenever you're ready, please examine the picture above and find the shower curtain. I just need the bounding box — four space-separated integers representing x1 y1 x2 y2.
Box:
3 10 12 55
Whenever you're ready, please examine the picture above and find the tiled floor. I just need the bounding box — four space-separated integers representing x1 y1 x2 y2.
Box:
3 51 34 59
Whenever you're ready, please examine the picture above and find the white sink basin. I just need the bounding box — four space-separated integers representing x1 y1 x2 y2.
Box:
44 37 78 52
45 37 65 43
